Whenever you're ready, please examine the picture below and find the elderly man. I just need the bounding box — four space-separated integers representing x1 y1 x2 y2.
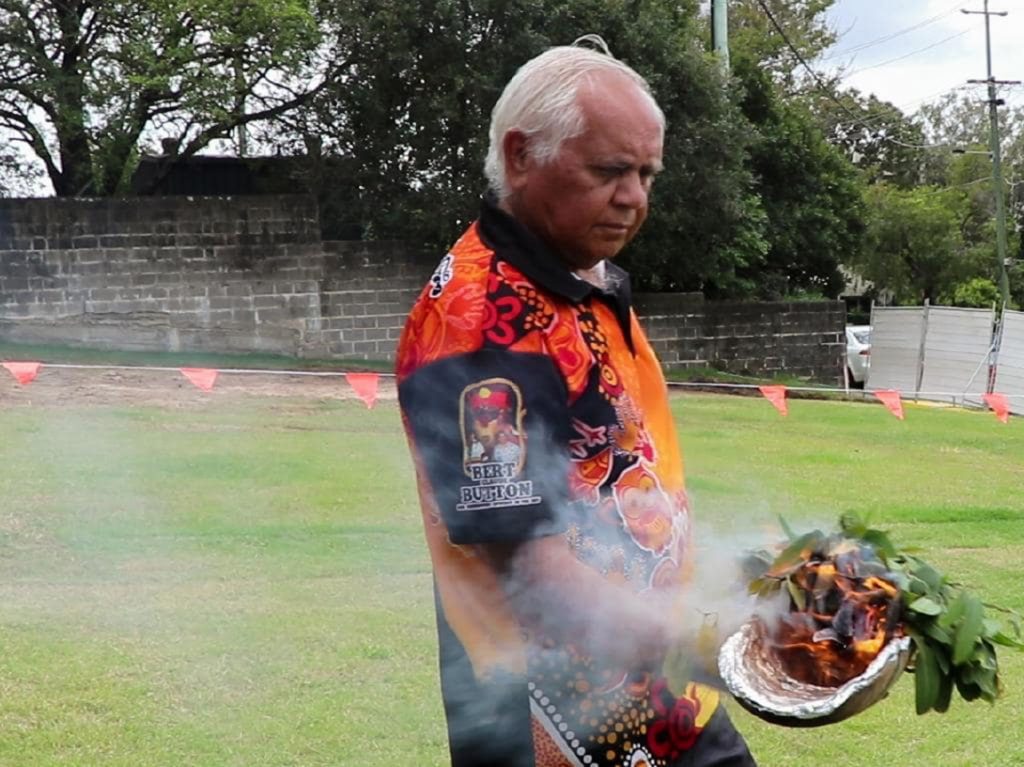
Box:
396 39 756 767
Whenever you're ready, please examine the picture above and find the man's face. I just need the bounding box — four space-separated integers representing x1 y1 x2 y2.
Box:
503 73 664 271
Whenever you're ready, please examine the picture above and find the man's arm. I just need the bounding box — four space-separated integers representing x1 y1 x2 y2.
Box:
478 534 680 671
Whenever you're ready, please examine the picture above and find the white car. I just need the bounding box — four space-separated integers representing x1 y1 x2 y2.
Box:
846 325 871 386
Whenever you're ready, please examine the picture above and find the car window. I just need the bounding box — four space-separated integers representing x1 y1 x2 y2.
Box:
852 329 871 345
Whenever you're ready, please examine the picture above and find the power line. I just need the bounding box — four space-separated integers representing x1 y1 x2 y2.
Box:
820 1 965 60
845 29 971 77
834 81 1012 134
754 0 950 151
835 83 971 132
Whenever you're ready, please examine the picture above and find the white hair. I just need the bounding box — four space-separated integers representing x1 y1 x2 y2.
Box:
484 35 665 200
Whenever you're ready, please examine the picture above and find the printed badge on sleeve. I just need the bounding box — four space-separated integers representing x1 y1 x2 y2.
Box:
458 378 541 511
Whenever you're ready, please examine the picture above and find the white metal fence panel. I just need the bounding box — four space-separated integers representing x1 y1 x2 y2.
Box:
866 307 925 393
994 310 1024 415
920 307 994 399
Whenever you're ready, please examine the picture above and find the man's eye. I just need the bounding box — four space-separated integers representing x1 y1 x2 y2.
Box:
595 165 626 178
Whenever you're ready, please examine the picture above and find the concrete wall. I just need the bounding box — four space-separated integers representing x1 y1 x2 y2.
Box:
0 196 844 381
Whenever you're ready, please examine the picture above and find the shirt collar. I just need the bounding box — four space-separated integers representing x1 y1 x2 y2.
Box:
476 192 635 352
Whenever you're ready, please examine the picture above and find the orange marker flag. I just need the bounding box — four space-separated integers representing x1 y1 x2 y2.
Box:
180 367 219 392
345 372 380 409
758 385 788 416
2 361 42 386
874 389 905 420
983 393 1010 424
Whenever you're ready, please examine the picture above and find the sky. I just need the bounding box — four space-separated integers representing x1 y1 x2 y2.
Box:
819 0 1024 115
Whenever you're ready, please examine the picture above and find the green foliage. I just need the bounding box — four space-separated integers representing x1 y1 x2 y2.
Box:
299 0 861 298
949 277 1001 308
730 59 865 299
2 0 865 299
0 0 329 196
293 0 770 294
745 512 1024 716
810 88 927 189
854 183 972 303
725 0 838 90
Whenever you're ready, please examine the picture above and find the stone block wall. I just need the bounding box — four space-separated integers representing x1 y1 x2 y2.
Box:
0 196 329 354
318 241 434 358
636 292 846 381
0 195 845 381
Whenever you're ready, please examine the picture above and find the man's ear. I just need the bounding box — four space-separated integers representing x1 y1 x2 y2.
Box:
502 129 531 191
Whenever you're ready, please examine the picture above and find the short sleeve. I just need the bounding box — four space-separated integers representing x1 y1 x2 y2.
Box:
398 349 571 544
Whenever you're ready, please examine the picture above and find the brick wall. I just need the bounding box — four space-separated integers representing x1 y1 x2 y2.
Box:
0 196 845 381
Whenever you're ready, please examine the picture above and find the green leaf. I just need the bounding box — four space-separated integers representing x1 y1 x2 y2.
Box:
777 515 797 541
786 578 807 611
911 561 944 593
954 595 984 666
860 529 898 561
988 630 1024 649
924 622 952 645
914 642 941 714
888 570 911 592
839 511 867 538
962 664 999 701
939 591 968 630
766 530 824 576
977 641 998 671
907 576 929 596
909 596 943 616
934 671 954 713
956 676 983 702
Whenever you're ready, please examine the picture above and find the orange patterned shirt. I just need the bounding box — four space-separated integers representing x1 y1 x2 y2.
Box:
397 197 720 767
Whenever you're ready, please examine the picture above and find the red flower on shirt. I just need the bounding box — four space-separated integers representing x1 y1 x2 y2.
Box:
647 678 702 759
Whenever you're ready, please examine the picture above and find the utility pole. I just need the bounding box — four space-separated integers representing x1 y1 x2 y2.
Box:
963 0 1018 307
712 0 730 71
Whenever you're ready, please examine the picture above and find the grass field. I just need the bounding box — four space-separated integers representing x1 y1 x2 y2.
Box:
0 380 1022 766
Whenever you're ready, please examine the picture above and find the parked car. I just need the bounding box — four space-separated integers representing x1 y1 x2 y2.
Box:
846 325 871 386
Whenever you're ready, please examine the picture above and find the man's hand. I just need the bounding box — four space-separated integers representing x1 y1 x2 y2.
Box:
478 534 682 670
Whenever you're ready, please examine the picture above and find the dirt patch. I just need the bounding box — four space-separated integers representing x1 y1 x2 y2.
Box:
0 365 398 409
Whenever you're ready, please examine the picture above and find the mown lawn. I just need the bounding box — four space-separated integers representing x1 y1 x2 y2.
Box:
0 389 1021 766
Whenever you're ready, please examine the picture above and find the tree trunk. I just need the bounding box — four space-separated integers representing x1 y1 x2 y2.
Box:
51 0 94 196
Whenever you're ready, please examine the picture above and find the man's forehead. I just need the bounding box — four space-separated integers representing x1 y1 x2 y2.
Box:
577 72 662 121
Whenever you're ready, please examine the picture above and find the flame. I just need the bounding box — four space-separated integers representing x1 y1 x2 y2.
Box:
767 549 902 688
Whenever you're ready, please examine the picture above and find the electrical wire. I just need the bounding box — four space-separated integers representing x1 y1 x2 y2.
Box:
754 0 951 151
844 29 971 77
832 83 971 133
820 1 965 60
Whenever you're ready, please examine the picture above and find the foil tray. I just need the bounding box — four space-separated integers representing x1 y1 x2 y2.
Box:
718 620 913 727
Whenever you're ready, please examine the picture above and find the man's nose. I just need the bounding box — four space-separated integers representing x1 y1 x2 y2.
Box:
612 172 649 209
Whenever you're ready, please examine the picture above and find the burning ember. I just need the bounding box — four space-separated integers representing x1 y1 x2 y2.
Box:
764 541 903 687
721 513 1024 725
718 528 915 726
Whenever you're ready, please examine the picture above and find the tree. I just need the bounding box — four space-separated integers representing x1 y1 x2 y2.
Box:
719 47 865 300
808 88 926 188
287 0 765 294
854 184 970 304
0 0 341 196
725 0 838 90
950 277 1000 308
0 144 43 197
